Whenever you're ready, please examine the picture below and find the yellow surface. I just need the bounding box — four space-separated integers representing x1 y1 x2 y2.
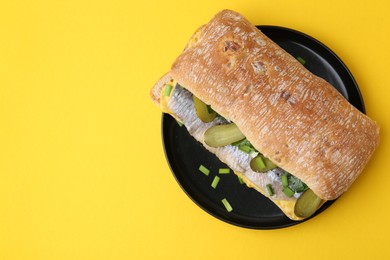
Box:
1 0 389 259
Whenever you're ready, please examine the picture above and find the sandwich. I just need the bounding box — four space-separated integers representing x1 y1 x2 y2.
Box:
150 9 380 220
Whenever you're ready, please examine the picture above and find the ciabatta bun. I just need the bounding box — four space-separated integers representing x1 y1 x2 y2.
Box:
169 9 379 200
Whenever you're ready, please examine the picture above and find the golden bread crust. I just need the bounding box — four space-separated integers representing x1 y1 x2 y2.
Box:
150 72 172 107
170 10 380 200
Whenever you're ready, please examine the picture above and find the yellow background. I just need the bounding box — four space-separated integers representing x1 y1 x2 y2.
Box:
1 0 389 259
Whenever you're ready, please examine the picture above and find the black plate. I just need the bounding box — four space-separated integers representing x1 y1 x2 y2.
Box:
161 26 365 229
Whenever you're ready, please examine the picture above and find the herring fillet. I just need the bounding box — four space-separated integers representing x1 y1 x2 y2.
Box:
168 86 293 200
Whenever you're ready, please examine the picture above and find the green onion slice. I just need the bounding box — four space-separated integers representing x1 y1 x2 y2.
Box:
297 56 306 65
283 187 294 197
198 165 210 176
164 84 173 96
218 168 230 174
266 184 274 196
281 174 289 187
232 138 257 154
211 176 220 189
238 176 244 184
221 198 233 212
238 145 252 154
249 150 259 158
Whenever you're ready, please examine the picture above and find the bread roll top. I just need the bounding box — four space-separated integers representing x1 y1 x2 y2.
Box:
170 9 380 200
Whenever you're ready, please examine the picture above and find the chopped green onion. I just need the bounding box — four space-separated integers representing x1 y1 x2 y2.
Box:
232 138 246 146
238 145 252 153
198 165 210 176
249 150 259 158
211 176 220 189
238 176 244 184
233 139 261 157
164 84 173 96
297 56 306 65
218 168 230 174
283 187 294 197
221 198 233 212
281 174 289 187
254 156 266 170
266 184 274 196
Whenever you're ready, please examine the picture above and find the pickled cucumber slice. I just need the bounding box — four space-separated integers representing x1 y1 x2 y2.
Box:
294 189 323 218
193 96 216 123
250 155 277 173
204 123 245 147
